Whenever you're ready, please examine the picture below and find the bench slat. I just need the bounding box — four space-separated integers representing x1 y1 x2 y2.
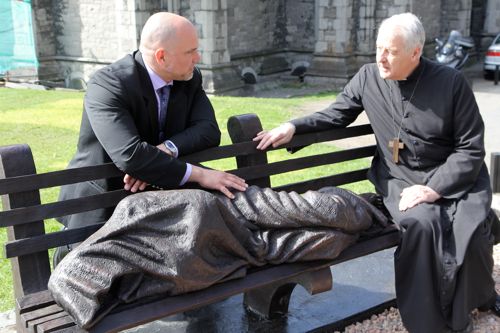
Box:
0 142 246 194
37 315 78 333
4 167 371 258
0 190 128 228
274 168 370 193
0 164 122 196
184 124 373 164
27 311 71 333
182 140 256 163
0 126 373 195
6 223 104 258
0 145 373 228
277 124 374 152
21 303 64 328
0 166 365 229
230 145 376 180
5 168 369 258
3 170 367 257
18 290 56 315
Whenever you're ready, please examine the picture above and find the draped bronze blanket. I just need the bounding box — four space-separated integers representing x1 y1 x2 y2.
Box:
48 186 388 328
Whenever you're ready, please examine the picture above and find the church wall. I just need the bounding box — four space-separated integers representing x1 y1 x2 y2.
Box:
223 0 316 84
30 0 490 93
484 0 500 35
32 0 57 59
411 1 441 41
440 0 472 36
227 0 287 56
354 0 377 55
285 0 315 51
32 0 138 86
32 0 65 81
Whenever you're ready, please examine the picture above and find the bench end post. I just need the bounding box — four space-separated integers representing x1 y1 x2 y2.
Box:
227 114 271 188
0 144 51 332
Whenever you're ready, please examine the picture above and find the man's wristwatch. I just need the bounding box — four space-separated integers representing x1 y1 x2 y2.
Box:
164 140 179 157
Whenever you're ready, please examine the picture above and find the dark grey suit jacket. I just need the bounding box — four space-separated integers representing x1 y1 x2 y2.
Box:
59 51 221 228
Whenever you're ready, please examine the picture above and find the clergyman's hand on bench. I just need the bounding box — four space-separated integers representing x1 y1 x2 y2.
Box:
253 122 296 150
189 166 248 199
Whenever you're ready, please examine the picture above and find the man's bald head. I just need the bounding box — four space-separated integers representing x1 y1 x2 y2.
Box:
139 12 195 56
139 12 200 82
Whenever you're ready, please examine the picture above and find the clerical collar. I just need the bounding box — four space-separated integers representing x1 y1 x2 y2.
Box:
398 57 426 85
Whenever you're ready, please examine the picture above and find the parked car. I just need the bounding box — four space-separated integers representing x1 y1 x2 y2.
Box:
484 33 500 79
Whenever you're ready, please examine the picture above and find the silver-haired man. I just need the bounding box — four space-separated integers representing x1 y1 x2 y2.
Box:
254 12 499 333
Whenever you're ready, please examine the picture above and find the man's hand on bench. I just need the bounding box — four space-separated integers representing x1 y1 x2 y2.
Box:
122 145 247 198
189 166 248 199
123 143 175 193
124 174 149 192
124 168 247 198
254 122 296 150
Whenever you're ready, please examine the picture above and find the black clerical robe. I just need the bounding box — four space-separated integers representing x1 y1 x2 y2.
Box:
291 57 496 333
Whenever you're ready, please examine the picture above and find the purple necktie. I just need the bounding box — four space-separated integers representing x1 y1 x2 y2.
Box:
157 85 170 142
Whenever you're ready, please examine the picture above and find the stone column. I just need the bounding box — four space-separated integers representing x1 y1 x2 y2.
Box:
32 0 61 81
409 0 442 56
194 0 244 93
440 0 472 36
115 0 137 58
355 0 376 66
484 0 500 34
306 0 359 89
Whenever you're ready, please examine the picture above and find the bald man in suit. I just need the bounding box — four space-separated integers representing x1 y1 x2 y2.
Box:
56 13 247 263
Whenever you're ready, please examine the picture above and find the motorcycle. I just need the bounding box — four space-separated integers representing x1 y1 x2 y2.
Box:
434 30 475 70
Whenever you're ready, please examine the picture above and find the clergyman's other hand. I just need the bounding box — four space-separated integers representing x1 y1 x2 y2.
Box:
399 185 441 211
123 174 148 193
189 166 248 199
253 122 296 150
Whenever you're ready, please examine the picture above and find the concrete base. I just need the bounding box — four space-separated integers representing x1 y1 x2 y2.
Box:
1 67 38 82
307 54 359 78
199 64 245 94
304 54 360 91
303 75 348 92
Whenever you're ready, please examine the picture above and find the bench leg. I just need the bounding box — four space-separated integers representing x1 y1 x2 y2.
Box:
243 267 333 318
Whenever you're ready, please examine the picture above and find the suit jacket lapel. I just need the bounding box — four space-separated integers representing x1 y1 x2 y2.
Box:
134 51 160 143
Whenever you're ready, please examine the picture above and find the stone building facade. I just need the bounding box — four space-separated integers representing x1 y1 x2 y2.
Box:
31 0 500 93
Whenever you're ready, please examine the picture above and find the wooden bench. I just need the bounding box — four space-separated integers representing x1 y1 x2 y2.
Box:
0 114 400 333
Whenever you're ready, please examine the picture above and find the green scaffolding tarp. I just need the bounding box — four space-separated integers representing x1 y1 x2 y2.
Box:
0 0 38 75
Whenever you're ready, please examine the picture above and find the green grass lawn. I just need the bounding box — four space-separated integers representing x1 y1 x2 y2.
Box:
0 87 373 312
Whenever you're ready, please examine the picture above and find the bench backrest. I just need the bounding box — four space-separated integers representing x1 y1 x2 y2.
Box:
0 113 375 301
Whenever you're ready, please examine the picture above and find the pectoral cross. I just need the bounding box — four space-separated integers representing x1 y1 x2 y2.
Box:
388 138 404 163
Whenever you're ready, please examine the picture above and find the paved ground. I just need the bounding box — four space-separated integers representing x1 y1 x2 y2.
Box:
1 75 499 333
474 77 500 213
